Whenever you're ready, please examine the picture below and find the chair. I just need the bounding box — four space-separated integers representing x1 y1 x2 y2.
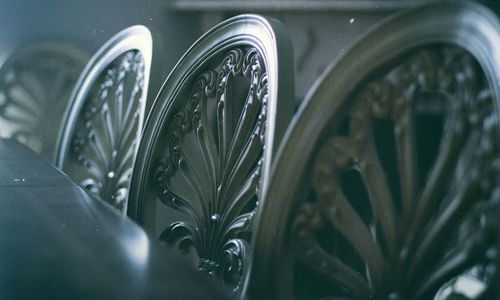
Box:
55 26 152 214
251 2 500 299
127 15 294 295
0 42 88 161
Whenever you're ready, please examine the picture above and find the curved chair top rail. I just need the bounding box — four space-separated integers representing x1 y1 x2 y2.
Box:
252 2 500 299
55 25 153 214
0 42 89 160
128 14 294 296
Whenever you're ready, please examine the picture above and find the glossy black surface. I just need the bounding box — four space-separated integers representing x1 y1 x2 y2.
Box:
0 138 231 299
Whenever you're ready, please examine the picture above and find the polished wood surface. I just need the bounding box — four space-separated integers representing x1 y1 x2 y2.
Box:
0 138 230 299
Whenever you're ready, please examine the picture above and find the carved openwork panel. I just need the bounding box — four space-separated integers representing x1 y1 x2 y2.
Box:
63 51 145 211
250 3 500 299
156 46 266 290
128 15 293 295
56 26 152 214
290 46 499 299
0 43 88 160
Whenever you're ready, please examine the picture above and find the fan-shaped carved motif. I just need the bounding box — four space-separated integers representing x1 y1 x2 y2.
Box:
62 50 146 213
291 47 499 299
0 44 87 160
153 47 267 292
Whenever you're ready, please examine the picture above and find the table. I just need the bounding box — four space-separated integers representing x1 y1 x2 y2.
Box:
0 138 230 299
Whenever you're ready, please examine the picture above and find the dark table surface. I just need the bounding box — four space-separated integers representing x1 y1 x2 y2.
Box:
0 138 231 299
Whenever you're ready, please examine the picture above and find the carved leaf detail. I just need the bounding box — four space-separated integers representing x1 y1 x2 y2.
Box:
292 47 499 299
64 50 145 213
155 47 267 292
0 44 87 160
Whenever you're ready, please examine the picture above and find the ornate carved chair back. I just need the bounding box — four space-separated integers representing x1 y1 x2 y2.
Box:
251 3 500 299
55 26 152 214
127 15 294 296
0 43 88 161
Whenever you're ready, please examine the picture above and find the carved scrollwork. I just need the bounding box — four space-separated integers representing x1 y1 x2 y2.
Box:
153 47 267 292
64 50 146 213
291 47 499 299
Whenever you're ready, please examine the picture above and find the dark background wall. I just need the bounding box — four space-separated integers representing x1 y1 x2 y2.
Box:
0 0 201 107
0 0 498 109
